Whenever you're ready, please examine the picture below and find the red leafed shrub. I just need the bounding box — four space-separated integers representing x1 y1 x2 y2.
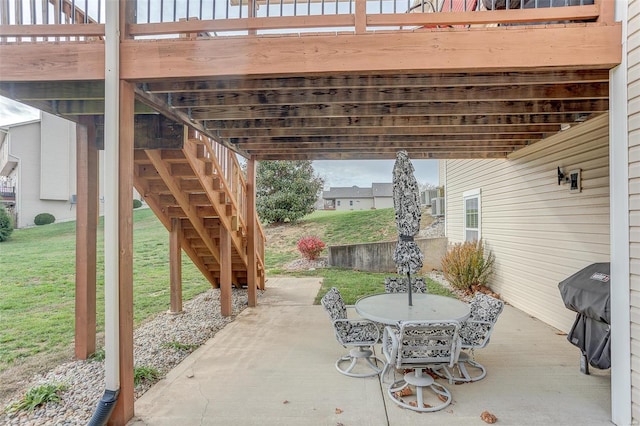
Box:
296 236 326 260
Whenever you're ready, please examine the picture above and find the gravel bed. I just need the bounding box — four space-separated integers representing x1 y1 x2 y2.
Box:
0 288 254 425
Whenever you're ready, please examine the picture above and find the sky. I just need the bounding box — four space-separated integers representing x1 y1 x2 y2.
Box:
0 96 439 188
0 96 39 127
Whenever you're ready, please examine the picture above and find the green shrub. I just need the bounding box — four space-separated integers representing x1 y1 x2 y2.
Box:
0 205 13 242
134 366 161 386
34 213 55 226
133 199 143 209
87 348 105 362
296 236 326 260
161 341 199 352
7 383 67 413
441 239 495 293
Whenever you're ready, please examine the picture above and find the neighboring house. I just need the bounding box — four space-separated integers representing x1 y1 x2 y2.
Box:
0 112 107 228
322 183 392 210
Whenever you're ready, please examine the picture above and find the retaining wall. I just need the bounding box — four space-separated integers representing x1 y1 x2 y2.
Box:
328 237 448 273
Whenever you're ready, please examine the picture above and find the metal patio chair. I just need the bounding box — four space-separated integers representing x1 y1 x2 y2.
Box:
436 292 504 382
381 320 461 412
320 287 383 378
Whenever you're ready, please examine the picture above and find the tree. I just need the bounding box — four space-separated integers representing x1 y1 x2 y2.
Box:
256 160 324 224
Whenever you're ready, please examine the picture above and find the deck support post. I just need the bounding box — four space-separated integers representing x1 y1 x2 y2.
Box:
170 217 183 313
246 156 258 306
108 80 135 425
220 225 232 316
75 115 98 360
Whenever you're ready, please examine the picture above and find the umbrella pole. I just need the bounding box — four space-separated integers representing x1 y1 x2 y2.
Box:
407 272 413 306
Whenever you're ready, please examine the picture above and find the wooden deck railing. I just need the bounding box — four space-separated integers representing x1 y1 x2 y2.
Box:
190 128 265 272
0 0 610 42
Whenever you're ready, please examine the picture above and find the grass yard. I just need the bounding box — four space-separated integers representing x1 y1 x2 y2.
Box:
0 209 211 373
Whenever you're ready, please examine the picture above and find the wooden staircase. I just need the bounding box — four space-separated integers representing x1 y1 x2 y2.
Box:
133 127 265 289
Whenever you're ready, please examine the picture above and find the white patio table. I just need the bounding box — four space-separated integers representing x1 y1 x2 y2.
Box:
355 293 470 325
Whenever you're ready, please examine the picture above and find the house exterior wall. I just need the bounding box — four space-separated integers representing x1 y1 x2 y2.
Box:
373 196 393 209
40 112 75 201
627 0 640 420
444 113 610 333
334 197 373 210
2 113 110 228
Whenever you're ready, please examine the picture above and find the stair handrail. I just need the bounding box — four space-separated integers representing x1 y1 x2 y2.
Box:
190 128 265 264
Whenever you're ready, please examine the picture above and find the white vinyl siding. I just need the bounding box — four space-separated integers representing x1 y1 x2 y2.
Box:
333 197 373 211
40 112 75 201
444 114 610 333
628 0 640 420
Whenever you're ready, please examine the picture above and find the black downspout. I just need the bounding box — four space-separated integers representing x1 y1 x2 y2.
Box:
87 389 120 426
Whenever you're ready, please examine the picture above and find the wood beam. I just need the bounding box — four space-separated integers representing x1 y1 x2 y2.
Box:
168 83 608 108
205 113 599 130
190 99 609 120
120 26 620 80
170 218 183 314
219 225 232 317
255 151 510 160
218 126 553 138
0 81 106 100
143 70 610 93
0 43 105 81
233 140 531 150
19 100 155 116
75 116 98 360
229 134 537 143
0 23 104 37
134 115 184 149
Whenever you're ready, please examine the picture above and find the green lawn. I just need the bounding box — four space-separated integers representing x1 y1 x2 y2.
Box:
0 209 210 372
0 207 448 374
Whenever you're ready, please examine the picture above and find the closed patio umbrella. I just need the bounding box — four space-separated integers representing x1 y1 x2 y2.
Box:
392 150 424 306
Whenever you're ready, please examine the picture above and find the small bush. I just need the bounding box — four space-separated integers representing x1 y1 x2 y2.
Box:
0 205 13 242
87 348 105 362
161 341 199 352
34 213 55 226
134 366 161 386
296 236 326 260
7 383 67 413
133 199 143 209
441 239 495 293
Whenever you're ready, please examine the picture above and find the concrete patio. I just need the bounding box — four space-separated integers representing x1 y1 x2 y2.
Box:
129 277 611 425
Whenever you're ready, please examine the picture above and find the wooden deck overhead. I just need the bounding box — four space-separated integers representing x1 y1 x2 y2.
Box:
0 0 621 161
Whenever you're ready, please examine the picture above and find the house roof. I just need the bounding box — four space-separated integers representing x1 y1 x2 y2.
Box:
323 183 393 199
372 183 393 197
323 185 374 199
0 115 41 131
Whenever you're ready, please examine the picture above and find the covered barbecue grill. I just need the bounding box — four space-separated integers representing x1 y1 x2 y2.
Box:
558 262 611 374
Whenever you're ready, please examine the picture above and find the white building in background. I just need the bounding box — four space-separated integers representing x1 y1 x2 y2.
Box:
322 183 393 211
0 112 108 228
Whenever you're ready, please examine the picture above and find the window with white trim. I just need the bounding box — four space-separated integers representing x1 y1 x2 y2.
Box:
463 189 481 242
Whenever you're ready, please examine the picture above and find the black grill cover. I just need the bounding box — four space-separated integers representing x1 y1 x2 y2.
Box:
558 262 610 324
558 262 611 370
567 314 611 370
